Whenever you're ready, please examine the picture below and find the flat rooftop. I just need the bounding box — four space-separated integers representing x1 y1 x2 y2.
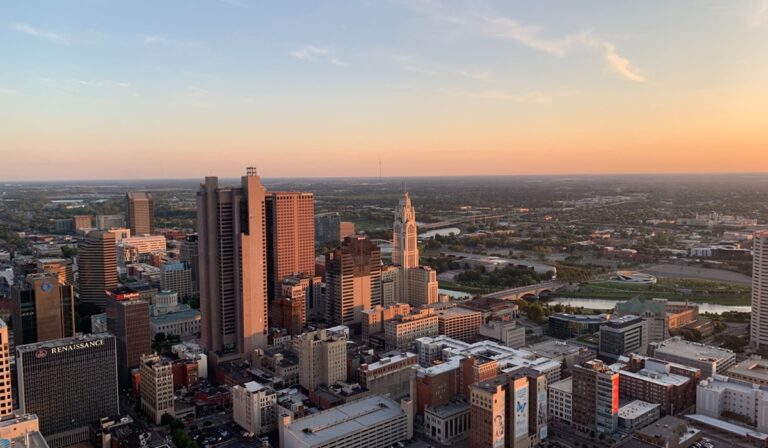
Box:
426 398 470 418
620 368 689 387
619 400 660 419
527 340 584 358
364 353 416 371
436 307 481 318
727 357 768 380
652 337 734 361
16 332 112 352
548 377 572 394
284 396 405 445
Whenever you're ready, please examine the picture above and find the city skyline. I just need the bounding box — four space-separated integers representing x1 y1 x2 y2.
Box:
3 0 768 181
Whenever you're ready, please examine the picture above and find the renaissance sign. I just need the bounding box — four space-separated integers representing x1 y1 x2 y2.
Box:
49 339 105 355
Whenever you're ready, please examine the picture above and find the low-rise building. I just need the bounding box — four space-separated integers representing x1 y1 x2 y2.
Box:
697 375 768 433
618 400 661 432
629 415 702 448
548 313 609 339
424 398 470 445
548 377 572 424
359 353 416 400
436 307 483 342
649 337 736 378
279 395 413 448
479 320 525 348
619 355 700 415
384 308 438 350
599 315 647 360
233 381 277 435
726 356 768 386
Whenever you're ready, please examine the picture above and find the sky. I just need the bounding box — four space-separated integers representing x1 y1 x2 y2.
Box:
2 0 768 181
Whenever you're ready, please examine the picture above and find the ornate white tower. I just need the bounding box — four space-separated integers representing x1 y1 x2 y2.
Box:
392 192 419 268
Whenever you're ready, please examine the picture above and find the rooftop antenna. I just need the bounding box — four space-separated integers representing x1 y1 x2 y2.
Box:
378 160 382 184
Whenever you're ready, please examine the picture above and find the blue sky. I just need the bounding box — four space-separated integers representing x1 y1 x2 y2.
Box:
2 0 767 180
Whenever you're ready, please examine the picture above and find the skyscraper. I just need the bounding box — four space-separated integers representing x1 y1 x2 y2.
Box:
751 231 768 351
11 272 76 346
126 192 155 236
265 192 315 300
197 168 268 362
314 212 341 245
77 230 118 308
106 289 151 385
0 319 12 418
16 333 119 447
325 236 382 330
392 192 418 269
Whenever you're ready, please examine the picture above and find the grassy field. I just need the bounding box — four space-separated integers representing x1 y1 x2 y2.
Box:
552 278 751 306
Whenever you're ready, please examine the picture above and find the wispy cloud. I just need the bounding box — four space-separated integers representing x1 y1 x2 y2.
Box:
0 88 19 96
436 87 551 103
458 69 495 83
291 45 346 66
749 0 768 27
35 77 137 96
409 2 646 82
12 23 68 43
143 35 167 44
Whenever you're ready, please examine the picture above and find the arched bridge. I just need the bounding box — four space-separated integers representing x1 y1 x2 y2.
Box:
481 281 565 301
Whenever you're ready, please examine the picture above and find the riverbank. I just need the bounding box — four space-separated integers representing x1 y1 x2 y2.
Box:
552 278 751 306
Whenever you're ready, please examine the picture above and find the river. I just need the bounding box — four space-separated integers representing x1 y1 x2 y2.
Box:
546 297 750 314
419 227 461 238
439 288 473 299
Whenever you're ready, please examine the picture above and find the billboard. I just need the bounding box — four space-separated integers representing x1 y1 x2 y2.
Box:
514 385 529 438
493 409 505 448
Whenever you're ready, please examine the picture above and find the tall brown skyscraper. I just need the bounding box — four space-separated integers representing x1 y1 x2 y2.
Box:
197 168 268 362
325 236 382 331
265 192 315 300
106 288 151 385
126 191 155 235
77 230 118 308
11 272 76 346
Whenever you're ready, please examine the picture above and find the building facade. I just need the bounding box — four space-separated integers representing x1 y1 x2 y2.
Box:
106 291 151 385
0 320 11 417
295 329 347 391
11 272 75 346
265 192 315 300
325 236 382 330
437 307 483 342
233 381 277 435
384 308 439 350
125 192 154 236
572 360 619 434
752 231 768 351
77 231 118 308
392 192 419 269
599 315 647 360
197 169 269 361
16 334 119 447
139 354 174 425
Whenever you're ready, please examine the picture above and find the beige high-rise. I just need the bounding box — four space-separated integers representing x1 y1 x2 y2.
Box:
265 192 315 300
325 236 382 329
752 231 768 351
126 192 155 235
139 354 174 425
295 329 347 391
197 169 268 361
392 192 418 268
0 319 11 417
77 230 118 308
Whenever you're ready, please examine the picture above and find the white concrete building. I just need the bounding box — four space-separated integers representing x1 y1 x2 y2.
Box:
279 395 413 448
479 320 526 348
649 337 736 378
697 375 768 433
548 377 572 424
294 329 347 391
233 381 278 435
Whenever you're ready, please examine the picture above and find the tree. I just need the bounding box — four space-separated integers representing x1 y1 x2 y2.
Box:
170 418 185 431
526 303 545 323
